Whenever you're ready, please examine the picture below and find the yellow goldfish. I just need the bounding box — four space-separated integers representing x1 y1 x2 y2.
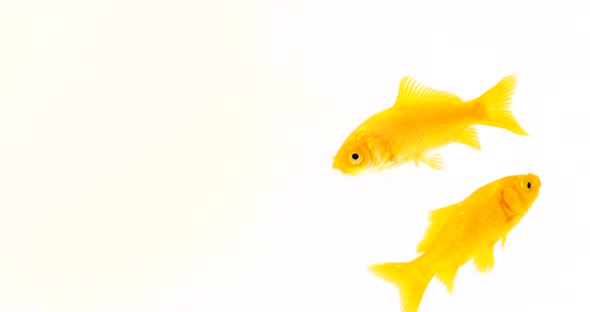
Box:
369 173 541 312
332 75 528 175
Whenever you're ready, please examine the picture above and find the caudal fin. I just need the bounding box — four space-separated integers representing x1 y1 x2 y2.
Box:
369 261 433 312
476 74 528 136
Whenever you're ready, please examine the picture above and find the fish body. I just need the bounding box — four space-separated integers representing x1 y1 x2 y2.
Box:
332 75 528 175
370 173 541 312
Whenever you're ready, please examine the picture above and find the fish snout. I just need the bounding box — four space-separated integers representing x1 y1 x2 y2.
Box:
332 157 350 175
332 156 341 169
528 173 541 188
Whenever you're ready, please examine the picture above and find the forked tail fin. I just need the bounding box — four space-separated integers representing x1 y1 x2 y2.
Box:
369 260 433 312
475 74 528 136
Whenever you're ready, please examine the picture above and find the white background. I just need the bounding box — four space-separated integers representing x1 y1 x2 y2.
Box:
0 1 586 311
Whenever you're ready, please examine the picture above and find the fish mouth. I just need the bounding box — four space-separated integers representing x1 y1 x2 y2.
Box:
332 158 341 171
332 165 351 175
332 161 348 175
530 173 542 188
332 155 373 176
332 155 350 174
332 161 357 176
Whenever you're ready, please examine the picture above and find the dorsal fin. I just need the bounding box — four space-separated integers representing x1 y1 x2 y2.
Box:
394 76 463 109
416 203 459 253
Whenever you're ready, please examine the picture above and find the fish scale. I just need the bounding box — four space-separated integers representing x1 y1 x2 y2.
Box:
332 74 527 175
369 174 541 312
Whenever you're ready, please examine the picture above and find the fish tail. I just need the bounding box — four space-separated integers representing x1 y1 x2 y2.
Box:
369 260 433 312
475 74 528 136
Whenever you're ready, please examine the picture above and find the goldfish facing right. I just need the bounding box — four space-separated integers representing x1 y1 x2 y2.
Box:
332 75 528 176
370 173 541 312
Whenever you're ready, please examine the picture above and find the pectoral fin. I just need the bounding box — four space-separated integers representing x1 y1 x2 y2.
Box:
473 244 495 273
436 265 459 293
501 235 507 250
419 153 444 170
454 127 481 150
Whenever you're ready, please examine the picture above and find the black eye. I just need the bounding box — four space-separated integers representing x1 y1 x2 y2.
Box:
348 151 363 164
527 182 531 189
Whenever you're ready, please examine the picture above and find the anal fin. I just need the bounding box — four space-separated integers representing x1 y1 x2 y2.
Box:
454 127 481 150
436 265 459 293
473 244 495 273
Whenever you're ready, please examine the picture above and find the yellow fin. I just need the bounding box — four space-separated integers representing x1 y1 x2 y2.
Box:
473 244 495 273
454 127 481 150
394 76 463 109
414 159 419 167
419 153 444 170
436 266 459 294
476 74 528 136
416 203 458 253
369 261 433 312
501 235 507 250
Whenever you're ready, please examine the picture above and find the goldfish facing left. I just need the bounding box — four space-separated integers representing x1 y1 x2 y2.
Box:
332 75 528 175
370 173 541 312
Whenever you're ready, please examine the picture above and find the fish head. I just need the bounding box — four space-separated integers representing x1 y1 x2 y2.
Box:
500 173 542 217
332 132 390 176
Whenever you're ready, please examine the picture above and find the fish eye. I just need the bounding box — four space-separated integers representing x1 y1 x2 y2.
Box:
348 151 363 164
521 179 532 191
